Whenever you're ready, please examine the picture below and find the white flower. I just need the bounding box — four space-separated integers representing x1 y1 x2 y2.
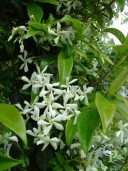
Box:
30 106 40 121
37 135 60 151
21 72 37 90
36 65 52 77
20 44 24 52
63 87 74 105
61 77 78 88
26 126 43 144
64 103 78 112
38 112 63 135
18 50 33 72
60 109 74 121
22 97 39 114
9 136 18 142
48 22 76 45
70 85 83 101
0 132 18 145
116 121 128 143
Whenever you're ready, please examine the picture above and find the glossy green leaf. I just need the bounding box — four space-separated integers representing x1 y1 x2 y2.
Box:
58 48 73 85
95 93 115 133
36 0 58 5
104 28 125 44
0 104 27 145
0 155 22 170
77 108 100 153
65 117 77 146
115 100 128 120
116 0 125 11
27 3 43 22
108 67 128 95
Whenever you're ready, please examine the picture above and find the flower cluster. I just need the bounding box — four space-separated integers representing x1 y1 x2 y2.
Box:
16 65 93 151
8 26 27 52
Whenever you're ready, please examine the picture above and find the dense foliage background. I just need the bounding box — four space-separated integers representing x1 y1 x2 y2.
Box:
0 0 128 170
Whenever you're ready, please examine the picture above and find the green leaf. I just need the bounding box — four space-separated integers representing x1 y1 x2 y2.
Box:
29 22 47 32
27 3 43 22
58 48 73 85
116 0 125 11
26 22 47 38
116 94 128 106
40 58 55 70
114 44 128 56
53 166 63 171
64 164 74 171
0 155 22 170
60 15 83 39
26 27 40 38
56 153 65 166
77 108 100 153
65 117 77 146
108 67 128 95
36 0 58 5
95 93 115 133
104 28 125 44
115 100 128 120
0 104 27 145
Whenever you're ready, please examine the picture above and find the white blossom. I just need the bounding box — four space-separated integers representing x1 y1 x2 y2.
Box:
48 22 76 45
18 50 33 72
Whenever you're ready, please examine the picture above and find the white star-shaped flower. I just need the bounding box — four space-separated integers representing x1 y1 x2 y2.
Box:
18 50 33 72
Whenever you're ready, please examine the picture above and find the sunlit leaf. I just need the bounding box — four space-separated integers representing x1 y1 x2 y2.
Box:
77 108 100 153
115 100 128 120
114 44 128 56
116 94 128 106
108 67 128 95
95 93 115 133
0 155 22 170
0 104 27 145
104 28 125 44
27 2 43 22
58 48 73 85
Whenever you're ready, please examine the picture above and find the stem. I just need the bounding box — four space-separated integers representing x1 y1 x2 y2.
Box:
88 0 116 19
91 70 109 88
119 156 128 171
